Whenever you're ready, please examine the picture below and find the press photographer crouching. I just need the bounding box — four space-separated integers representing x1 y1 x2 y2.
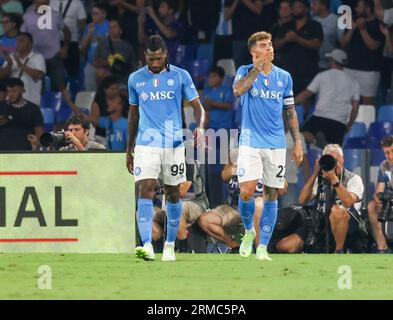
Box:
40 115 106 151
367 136 393 253
298 144 366 253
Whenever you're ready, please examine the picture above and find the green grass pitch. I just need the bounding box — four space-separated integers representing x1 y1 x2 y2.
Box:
0 253 392 299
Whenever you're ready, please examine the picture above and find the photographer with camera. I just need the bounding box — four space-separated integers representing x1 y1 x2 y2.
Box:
299 144 365 253
367 135 393 253
40 114 105 151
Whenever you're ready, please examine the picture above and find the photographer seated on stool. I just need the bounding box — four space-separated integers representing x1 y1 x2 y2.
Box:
367 135 393 253
59 115 106 151
299 144 364 253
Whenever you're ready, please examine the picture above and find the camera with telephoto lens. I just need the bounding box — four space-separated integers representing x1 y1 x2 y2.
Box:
377 187 393 222
40 130 67 148
319 154 337 172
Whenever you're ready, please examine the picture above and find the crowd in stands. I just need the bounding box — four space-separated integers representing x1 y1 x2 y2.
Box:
0 0 393 253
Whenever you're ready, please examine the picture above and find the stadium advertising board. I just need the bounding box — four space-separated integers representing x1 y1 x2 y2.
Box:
0 153 135 253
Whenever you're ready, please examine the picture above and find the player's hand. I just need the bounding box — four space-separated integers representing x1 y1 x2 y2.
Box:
292 142 303 167
254 51 273 72
126 150 134 174
193 127 205 148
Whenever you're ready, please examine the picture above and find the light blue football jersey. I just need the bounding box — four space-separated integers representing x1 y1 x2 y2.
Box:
234 64 294 149
128 65 199 148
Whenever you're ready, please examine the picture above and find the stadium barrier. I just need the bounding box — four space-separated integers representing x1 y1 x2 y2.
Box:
0 152 135 253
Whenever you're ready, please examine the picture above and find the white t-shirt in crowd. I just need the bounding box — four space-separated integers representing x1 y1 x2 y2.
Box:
4 51 46 106
50 0 87 42
307 69 360 125
285 131 307 184
312 169 364 210
313 13 343 69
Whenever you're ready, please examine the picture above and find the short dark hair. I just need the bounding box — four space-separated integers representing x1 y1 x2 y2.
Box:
3 12 23 29
293 0 311 8
146 35 168 52
93 1 108 13
17 32 33 43
6 77 24 88
66 114 90 131
316 0 330 9
209 66 225 79
359 0 374 11
381 135 393 148
160 0 176 10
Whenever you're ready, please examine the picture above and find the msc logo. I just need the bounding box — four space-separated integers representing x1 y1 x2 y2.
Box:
262 224 272 233
251 89 283 100
238 168 245 177
134 167 141 176
139 91 175 102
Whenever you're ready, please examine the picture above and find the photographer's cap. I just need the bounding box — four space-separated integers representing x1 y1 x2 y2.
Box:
325 49 347 65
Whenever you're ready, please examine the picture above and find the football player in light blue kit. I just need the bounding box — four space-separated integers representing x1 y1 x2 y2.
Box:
233 31 303 261
126 35 205 261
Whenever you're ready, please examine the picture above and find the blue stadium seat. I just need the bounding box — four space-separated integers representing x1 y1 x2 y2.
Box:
187 59 211 89
40 91 62 110
343 136 369 149
343 122 367 145
41 108 54 132
367 121 393 141
343 149 366 171
174 44 196 66
295 105 304 125
377 105 393 122
371 148 386 166
196 44 213 61
307 147 323 171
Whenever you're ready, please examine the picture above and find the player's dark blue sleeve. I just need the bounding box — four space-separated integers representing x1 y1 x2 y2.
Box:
181 69 199 102
283 73 294 108
128 73 139 106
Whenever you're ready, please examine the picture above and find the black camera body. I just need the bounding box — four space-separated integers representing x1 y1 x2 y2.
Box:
40 131 67 148
377 188 393 222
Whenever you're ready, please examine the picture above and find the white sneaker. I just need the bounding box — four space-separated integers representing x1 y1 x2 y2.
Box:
135 243 155 261
256 245 272 261
239 229 256 258
162 242 176 262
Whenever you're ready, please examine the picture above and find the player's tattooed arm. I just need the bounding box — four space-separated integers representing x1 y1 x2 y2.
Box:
233 67 260 97
284 105 304 167
284 105 301 144
126 105 139 154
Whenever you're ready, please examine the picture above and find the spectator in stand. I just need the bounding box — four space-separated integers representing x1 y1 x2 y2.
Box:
213 0 233 65
49 0 87 84
138 0 184 62
107 0 146 53
98 95 128 151
93 19 136 85
0 77 44 151
274 0 323 95
63 76 128 143
202 66 235 132
379 22 393 103
271 0 293 66
295 49 360 147
224 0 263 68
0 0 23 37
340 0 384 105
0 13 22 66
21 0 70 92
312 0 343 71
0 32 46 106
80 1 109 91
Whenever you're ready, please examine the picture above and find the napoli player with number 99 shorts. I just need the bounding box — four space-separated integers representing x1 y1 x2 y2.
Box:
233 31 303 261
126 35 205 262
